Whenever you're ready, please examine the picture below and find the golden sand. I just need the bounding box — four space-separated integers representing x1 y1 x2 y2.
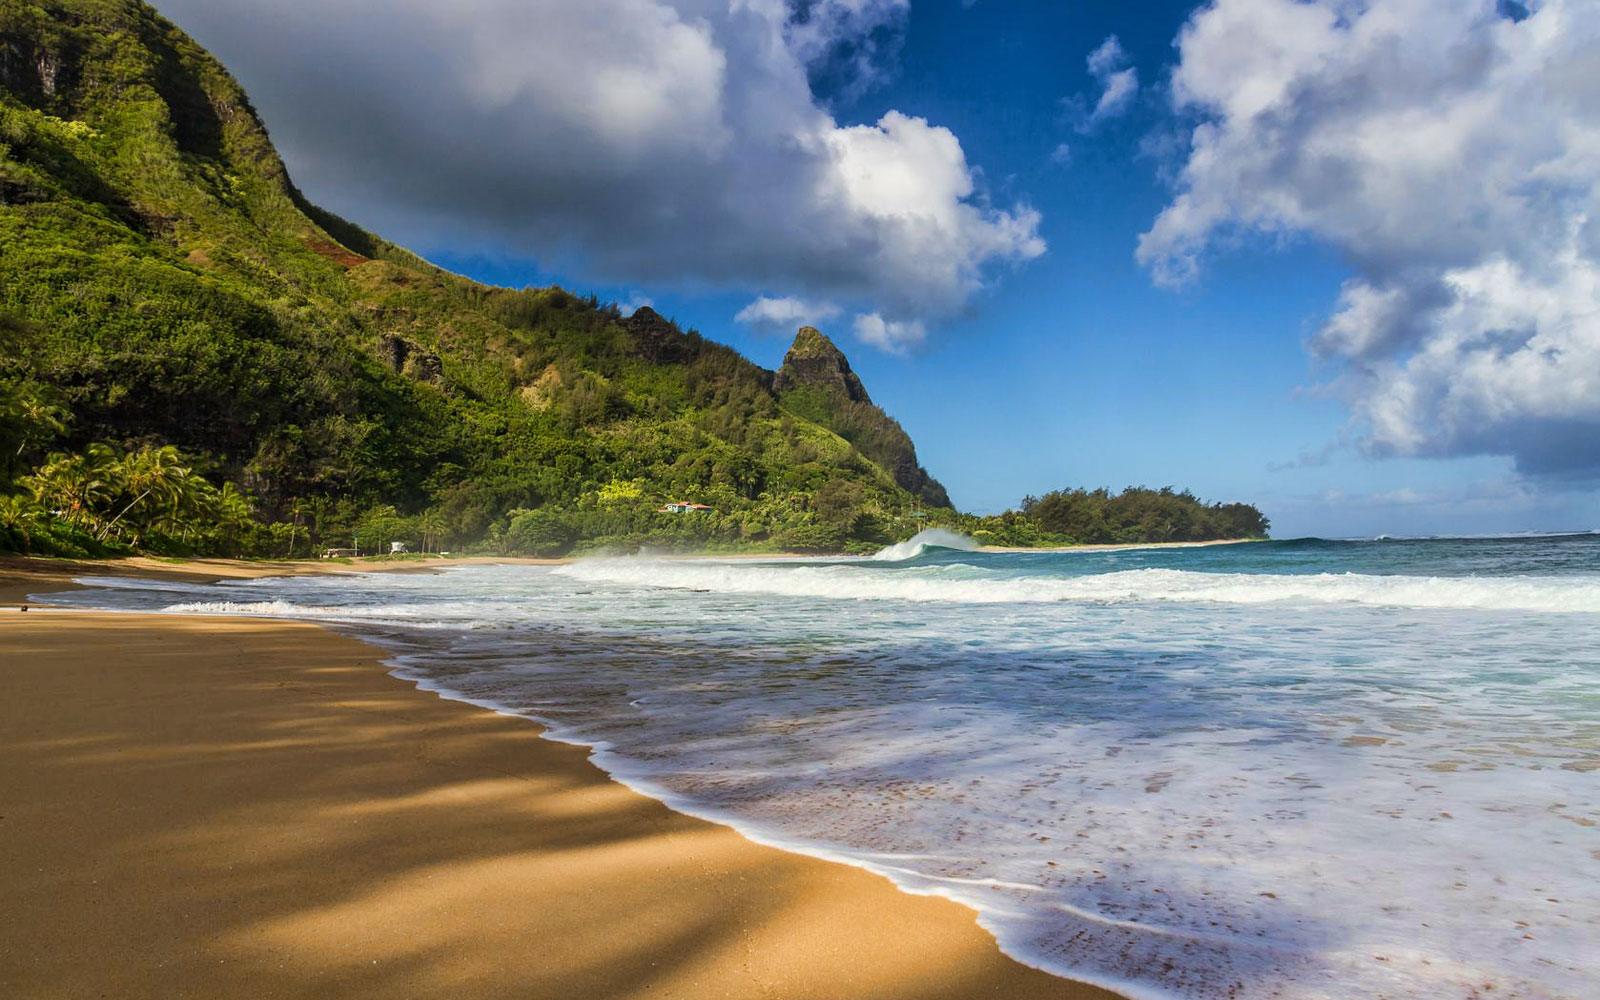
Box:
0 559 1115 999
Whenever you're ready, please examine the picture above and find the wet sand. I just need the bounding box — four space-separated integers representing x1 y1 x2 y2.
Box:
0 559 1117 999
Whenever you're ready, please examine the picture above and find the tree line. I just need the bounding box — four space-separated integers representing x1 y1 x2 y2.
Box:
962 486 1270 547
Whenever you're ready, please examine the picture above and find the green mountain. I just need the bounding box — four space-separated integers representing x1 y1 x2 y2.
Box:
0 0 950 555
773 327 950 509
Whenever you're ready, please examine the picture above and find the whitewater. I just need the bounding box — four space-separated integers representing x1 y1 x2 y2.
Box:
42 532 1600 1000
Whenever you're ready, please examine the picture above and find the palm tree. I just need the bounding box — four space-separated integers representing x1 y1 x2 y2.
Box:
98 445 190 544
283 497 309 558
417 508 449 555
25 444 120 533
213 481 253 556
165 470 223 550
13 394 68 458
0 494 45 553
1 386 69 481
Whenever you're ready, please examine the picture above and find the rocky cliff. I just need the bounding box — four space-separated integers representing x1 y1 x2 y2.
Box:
773 326 872 403
773 327 951 508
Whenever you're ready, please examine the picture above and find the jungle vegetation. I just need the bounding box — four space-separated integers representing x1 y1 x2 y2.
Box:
0 0 1267 559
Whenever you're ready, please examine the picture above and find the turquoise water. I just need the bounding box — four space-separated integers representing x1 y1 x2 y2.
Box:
49 533 1600 999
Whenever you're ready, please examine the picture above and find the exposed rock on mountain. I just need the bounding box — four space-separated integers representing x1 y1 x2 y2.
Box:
774 327 951 508
773 326 872 403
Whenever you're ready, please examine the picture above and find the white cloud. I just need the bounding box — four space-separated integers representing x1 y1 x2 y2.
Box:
825 110 1045 316
735 295 843 332
153 0 1041 351
853 312 927 353
1085 35 1139 125
1141 0 1600 478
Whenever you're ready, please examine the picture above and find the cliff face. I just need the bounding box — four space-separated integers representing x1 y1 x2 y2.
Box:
773 327 952 509
772 326 872 404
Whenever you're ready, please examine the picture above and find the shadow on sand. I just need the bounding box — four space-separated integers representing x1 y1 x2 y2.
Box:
1 613 1118 999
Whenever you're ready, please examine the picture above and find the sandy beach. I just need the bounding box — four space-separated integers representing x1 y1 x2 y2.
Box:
0 558 1116 1000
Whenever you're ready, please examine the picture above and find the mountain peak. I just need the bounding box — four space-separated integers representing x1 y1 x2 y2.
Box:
774 326 871 404
771 326 951 509
787 325 842 359
623 306 699 364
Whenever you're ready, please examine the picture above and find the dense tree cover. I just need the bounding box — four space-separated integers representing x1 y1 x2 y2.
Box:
0 1 1269 560
0 0 936 557
955 487 1270 547
2 440 260 555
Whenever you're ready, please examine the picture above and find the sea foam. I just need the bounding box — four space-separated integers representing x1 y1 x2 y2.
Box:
37 537 1600 1000
554 560 1600 613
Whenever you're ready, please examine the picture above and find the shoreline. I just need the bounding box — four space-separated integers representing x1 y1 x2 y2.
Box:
0 534 1265 600
1 559 1122 999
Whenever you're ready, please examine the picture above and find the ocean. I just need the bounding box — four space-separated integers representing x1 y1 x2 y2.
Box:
44 532 1600 1000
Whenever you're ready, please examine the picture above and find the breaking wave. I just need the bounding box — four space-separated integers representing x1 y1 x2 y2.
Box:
165 599 315 616
871 528 980 561
35 536 1600 1000
554 561 1600 613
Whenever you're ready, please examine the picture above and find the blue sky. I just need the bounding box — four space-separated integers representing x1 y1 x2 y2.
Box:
158 0 1600 537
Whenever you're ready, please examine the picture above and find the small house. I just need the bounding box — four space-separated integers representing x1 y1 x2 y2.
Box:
658 502 714 514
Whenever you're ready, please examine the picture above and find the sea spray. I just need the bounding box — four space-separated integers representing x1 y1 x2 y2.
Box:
871 527 980 561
